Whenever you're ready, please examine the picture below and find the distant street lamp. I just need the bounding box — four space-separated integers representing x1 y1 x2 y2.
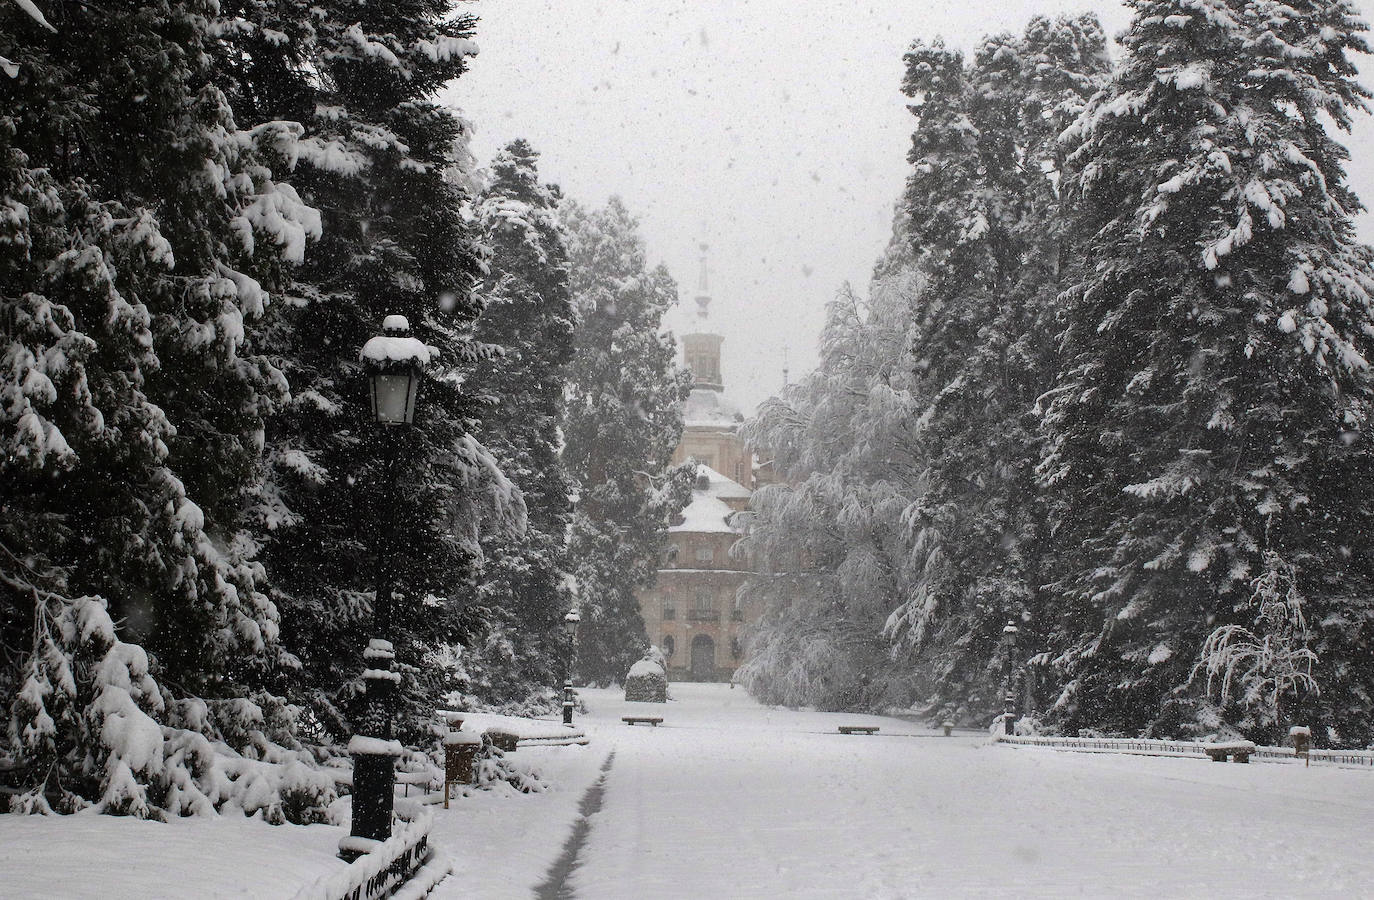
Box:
344 315 432 857
1001 620 1019 736
563 608 581 727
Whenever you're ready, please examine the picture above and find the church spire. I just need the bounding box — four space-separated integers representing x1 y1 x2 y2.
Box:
694 242 711 322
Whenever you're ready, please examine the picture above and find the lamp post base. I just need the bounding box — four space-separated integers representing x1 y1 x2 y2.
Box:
345 638 400 858
342 752 395 860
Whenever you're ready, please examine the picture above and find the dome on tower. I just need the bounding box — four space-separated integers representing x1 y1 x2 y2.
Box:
683 385 743 428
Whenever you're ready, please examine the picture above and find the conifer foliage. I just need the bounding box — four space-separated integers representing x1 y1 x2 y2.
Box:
742 14 1111 722
213 0 508 745
560 199 693 686
884 18 1110 721
1 0 322 815
1041 0 1374 742
461 141 578 709
746 4 1374 745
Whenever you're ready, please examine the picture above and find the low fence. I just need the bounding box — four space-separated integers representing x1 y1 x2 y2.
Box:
293 802 449 900
992 733 1374 769
1304 748 1374 767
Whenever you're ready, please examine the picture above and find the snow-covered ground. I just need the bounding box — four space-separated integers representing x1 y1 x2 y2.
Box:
437 683 1374 898
7 683 1374 898
1 813 346 899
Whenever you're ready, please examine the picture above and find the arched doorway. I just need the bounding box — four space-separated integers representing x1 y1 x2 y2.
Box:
690 634 715 680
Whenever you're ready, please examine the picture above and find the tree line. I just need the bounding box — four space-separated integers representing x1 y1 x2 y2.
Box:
740 1 1374 747
0 0 687 819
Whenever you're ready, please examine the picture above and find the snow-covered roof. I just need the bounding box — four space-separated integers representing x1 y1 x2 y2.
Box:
669 464 749 534
683 386 743 428
670 493 737 534
695 464 750 500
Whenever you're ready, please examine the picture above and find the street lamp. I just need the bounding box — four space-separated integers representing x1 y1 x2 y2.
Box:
343 315 432 858
563 608 581 727
1001 619 1019 736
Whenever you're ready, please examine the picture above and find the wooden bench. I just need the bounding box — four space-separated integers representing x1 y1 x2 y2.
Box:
838 725 880 735
1203 741 1255 763
622 716 663 727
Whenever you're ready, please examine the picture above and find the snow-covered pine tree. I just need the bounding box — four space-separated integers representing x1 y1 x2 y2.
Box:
212 1 511 744
560 198 693 686
1 0 326 815
1041 0 1374 743
460 140 577 710
882 18 1110 723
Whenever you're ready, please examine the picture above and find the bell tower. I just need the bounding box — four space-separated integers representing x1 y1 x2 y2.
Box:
682 243 724 391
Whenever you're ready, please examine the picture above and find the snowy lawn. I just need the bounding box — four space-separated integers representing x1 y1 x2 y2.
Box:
0 812 346 899
437 683 1374 898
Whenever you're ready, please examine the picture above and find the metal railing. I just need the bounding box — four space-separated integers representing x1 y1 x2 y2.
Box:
993 733 1374 768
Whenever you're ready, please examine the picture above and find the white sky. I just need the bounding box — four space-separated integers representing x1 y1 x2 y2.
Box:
444 0 1374 415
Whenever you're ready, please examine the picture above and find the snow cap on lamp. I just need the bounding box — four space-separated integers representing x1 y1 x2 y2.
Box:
360 315 436 424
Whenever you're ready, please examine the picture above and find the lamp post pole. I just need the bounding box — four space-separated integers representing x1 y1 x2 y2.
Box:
1002 619 1019 736
344 315 430 859
563 609 580 727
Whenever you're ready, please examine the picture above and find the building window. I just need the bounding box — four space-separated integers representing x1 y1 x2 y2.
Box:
662 601 675 620
663 635 676 659
695 589 714 612
695 545 714 565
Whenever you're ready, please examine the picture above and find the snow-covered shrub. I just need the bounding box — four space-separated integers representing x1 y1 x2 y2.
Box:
624 655 667 703
4 595 334 822
1194 552 1318 736
475 749 545 795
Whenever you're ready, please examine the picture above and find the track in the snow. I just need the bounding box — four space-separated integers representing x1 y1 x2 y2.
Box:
533 750 616 899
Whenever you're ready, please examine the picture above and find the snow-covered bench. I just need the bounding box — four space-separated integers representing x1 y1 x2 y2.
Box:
1203 740 1256 763
838 725 879 736
622 716 663 726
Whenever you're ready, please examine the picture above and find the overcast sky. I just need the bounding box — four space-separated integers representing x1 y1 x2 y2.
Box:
443 0 1374 415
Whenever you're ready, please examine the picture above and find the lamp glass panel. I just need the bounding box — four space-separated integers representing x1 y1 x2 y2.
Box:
373 373 415 424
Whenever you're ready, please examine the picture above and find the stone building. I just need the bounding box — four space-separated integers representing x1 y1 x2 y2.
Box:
636 247 762 681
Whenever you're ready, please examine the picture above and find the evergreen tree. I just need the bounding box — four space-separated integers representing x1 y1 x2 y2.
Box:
560 198 693 686
739 16 1109 721
1 0 323 814
212 0 509 744
460 140 577 710
882 17 1109 722
1041 0 1374 743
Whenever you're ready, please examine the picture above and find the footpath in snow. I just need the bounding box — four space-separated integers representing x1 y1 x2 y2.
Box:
433 682 1374 899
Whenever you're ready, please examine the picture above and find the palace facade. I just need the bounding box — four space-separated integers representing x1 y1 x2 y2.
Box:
636 248 763 681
